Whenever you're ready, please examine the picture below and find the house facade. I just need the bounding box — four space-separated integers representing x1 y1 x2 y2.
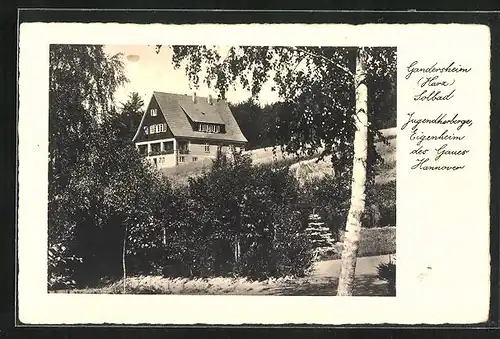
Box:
132 91 248 168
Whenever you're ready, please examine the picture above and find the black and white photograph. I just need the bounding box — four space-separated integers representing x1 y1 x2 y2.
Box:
47 43 397 297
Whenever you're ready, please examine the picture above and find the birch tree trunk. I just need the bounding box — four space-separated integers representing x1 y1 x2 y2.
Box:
122 225 128 294
337 47 369 296
234 235 241 263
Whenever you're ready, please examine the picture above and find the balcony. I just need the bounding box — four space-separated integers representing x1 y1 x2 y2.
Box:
178 149 190 155
148 149 175 156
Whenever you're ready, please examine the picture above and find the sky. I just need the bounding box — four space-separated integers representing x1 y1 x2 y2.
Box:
103 45 280 108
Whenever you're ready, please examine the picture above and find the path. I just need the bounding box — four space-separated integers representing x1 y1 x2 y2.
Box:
267 254 393 296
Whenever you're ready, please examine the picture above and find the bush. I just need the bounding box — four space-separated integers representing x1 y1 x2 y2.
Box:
318 226 395 261
235 206 314 280
377 261 396 295
299 173 351 237
358 226 396 257
299 174 396 234
160 149 314 280
365 180 396 227
48 242 82 290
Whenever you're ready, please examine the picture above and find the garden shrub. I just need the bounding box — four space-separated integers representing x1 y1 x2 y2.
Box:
377 261 396 295
48 242 82 290
299 174 396 235
235 206 314 280
159 149 314 280
337 226 396 258
299 173 351 237
358 226 396 257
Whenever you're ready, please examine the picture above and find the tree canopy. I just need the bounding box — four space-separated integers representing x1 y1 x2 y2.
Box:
48 45 169 287
117 92 145 141
160 45 396 174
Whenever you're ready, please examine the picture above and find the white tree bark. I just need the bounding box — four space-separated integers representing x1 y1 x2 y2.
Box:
337 48 369 296
234 235 241 263
122 225 128 294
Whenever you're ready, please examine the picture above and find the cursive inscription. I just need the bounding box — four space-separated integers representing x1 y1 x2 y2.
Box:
403 61 473 171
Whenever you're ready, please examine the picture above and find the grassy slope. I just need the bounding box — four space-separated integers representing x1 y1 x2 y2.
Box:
161 128 396 187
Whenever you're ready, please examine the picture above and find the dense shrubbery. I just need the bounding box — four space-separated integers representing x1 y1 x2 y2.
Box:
48 112 170 288
338 226 396 257
299 173 351 238
125 150 314 280
377 261 396 295
51 140 394 287
299 171 396 238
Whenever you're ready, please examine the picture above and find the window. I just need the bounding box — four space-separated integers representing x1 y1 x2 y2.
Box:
179 156 185 163
198 123 222 133
148 123 166 134
163 141 173 152
204 144 210 153
138 145 147 155
150 108 157 116
192 156 198 162
151 143 160 153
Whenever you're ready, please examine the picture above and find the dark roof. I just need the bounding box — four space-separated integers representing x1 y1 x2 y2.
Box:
179 98 225 125
153 91 248 143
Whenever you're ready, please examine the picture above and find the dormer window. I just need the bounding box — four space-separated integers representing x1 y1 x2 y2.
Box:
150 108 157 116
198 123 222 133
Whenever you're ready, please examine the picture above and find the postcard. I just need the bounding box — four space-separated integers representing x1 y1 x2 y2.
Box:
17 22 490 325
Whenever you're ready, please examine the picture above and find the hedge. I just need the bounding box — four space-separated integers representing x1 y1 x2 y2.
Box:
322 226 396 260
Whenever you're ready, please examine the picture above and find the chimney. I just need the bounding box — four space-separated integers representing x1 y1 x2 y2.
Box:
192 92 197 103
208 94 213 105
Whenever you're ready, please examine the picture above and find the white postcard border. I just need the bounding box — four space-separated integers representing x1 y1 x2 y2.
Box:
17 23 491 325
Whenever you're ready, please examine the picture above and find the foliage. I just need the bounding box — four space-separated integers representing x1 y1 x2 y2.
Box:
299 172 396 234
160 149 314 280
159 46 396 296
377 261 396 295
229 99 280 150
118 92 145 141
365 180 396 227
48 45 169 287
318 226 396 261
48 243 82 289
337 226 396 258
299 174 351 237
160 45 396 176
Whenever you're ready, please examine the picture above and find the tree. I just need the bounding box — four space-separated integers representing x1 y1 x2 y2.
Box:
118 92 145 141
229 99 279 150
156 44 396 295
48 45 128 286
48 45 169 289
163 149 313 279
336 48 369 295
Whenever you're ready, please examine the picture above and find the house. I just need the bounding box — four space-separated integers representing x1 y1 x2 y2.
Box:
132 91 248 168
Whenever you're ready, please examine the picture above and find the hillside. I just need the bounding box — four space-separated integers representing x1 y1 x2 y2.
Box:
161 128 396 187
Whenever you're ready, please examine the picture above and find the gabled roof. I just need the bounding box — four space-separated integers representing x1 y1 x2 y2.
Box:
153 91 248 143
